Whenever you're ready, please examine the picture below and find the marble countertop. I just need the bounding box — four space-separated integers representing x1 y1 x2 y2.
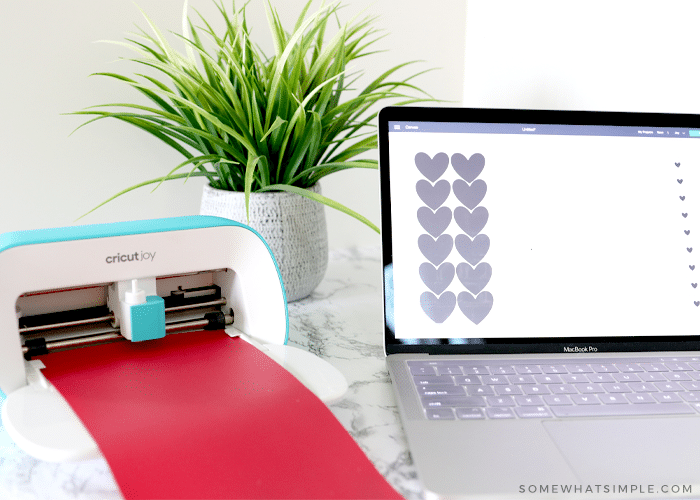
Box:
0 247 424 500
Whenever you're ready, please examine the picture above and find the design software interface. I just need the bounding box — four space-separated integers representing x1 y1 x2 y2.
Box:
387 121 700 339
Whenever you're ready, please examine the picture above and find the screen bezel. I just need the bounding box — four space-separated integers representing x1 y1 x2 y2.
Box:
379 106 700 355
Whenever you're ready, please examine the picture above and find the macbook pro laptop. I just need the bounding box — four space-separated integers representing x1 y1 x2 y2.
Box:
378 107 700 500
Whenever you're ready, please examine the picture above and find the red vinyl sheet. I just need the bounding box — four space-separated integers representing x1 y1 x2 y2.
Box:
38 331 403 500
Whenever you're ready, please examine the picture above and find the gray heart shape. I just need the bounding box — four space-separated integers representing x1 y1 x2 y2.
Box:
453 179 487 210
416 179 451 210
458 291 493 325
455 234 490 265
418 234 453 265
417 206 452 237
415 152 449 182
454 206 489 237
420 291 456 323
452 153 485 183
456 262 492 294
419 262 455 295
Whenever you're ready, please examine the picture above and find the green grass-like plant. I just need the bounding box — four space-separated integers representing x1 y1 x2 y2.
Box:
71 0 435 232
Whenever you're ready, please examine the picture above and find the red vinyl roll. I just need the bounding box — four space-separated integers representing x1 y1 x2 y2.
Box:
38 330 403 500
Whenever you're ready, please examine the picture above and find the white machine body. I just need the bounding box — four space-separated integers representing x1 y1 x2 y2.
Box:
0 216 346 462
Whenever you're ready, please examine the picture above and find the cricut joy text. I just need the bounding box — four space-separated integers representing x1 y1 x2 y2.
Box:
105 251 156 264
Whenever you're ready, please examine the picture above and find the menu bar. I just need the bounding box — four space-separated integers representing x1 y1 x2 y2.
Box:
388 121 700 138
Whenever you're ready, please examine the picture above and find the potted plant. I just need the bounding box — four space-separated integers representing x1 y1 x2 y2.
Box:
71 0 434 300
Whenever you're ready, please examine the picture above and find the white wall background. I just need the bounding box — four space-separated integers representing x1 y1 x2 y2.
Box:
7 1 698 249
463 1 700 114
0 0 465 249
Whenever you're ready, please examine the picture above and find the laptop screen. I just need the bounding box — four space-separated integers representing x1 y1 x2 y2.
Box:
378 107 700 354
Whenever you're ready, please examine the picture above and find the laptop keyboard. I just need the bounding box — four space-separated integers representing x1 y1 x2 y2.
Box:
408 358 700 420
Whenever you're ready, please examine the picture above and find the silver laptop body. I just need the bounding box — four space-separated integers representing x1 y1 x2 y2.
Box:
378 107 700 500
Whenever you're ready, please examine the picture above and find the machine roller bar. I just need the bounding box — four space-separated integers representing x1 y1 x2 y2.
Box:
19 298 228 334
22 312 234 357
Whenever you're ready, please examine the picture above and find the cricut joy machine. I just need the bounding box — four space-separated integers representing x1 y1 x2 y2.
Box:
0 216 347 462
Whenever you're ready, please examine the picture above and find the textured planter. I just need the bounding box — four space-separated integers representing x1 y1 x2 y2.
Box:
200 183 328 302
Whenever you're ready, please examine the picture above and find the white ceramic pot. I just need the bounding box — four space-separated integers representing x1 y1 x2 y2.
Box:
199 183 328 301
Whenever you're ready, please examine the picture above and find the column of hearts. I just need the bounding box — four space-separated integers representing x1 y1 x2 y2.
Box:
416 152 456 323
452 153 493 325
677 162 699 308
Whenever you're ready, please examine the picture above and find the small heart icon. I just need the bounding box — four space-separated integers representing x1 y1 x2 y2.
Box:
678 179 684 184
451 153 485 183
457 291 493 325
417 206 452 237
418 234 453 266
419 262 455 295
683 213 688 218
454 206 489 237
455 234 490 265
416 179 451 210
692 283 697 288
453 179 487 210
456 262 492 295
415 152 449 182
680 196 686 201
695 301 700 307
689 248 694 253
685 230 691 235
420 291 456 323
676 162 681 167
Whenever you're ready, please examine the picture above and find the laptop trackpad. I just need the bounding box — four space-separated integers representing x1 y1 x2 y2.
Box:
542 417 700 483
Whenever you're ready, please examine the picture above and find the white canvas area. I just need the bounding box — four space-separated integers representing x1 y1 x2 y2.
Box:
390 131 700 338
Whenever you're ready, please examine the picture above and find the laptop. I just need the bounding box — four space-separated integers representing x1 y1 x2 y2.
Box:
378 106 700 500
